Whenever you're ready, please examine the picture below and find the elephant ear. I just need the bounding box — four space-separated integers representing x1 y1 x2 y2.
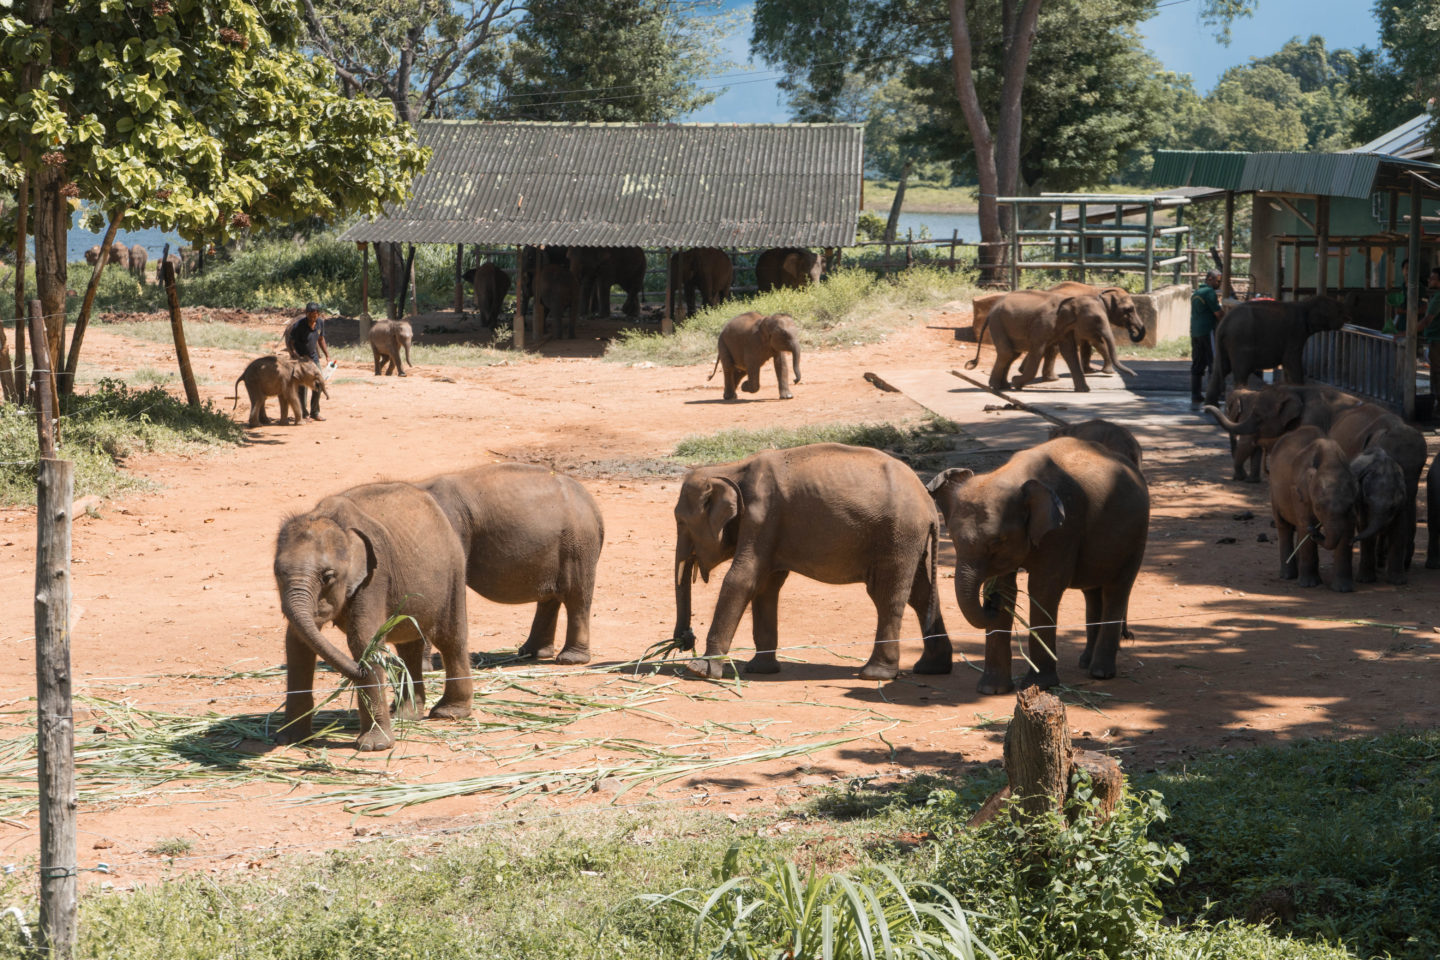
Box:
1021 479 1065 547
329 501 380 599
703 477 743 544
925 467 974 497
1276 393 1304 433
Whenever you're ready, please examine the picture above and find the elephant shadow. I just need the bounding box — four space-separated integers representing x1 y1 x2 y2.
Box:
170 709 362 766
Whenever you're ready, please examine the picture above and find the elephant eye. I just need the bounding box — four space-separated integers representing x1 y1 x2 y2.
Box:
321 569 337 585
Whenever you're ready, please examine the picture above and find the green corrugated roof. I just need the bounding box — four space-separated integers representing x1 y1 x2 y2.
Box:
1150 150 1385 199
1150 151 1248 190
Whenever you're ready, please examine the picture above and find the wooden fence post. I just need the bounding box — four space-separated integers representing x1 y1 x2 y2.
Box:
358 243 372 344
31 299 76 958
949 229 958 273
160 246 201 409
512 245 526 350
662 247 674 336
453 243 464 315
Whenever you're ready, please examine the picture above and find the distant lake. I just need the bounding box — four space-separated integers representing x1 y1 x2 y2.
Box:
63 224 183 263
887 211 981 243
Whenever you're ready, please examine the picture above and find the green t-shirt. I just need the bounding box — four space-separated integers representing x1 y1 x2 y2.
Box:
1423 292 1440 341
1190 284 1221 337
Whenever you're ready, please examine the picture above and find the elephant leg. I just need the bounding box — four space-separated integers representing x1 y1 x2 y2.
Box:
976 572 1017 695
519 599 562 659
1018 582 1063 690
989 345 1017 392
908 558 952 675
686 557 762 680
1386 519 1409 584
392 640 427 720
1330 538 1355 593
276 624 317 744
723 365 741 401
744 570 789 674
346 626 396 752
246 385 264 428
772 354 793 400
1276 515 1298 580
428 611 474 721
1039 343 1061 383
1078 587 1102 670
372 345 383 376
1086 581 1132 680
1010 349 1045 391
1057 336 1089 393
741 348 763 393
1296 523 1322 587
1357 535 1378 583
1088 340 1113 375
393 338 406 377
556 588 594 665
859 566 909 681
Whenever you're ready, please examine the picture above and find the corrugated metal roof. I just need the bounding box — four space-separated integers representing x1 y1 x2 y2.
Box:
340 121 864 248
1149 151 1249 191
1150 148 1440 199
1349 113 1434 160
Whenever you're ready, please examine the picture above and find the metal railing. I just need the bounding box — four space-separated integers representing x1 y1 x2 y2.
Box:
1303 324 1404 412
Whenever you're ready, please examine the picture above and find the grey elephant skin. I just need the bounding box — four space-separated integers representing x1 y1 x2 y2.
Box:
1326 403 1427 568
231 355 327 427
968 292 1133 393
274 482 474 752
84 245 101 267
1040 282 1145 378
928 436 1149 694
1427 454 1440 569
755 248 823 292
669 247 733 317
1351 448 1409 585
709 311 801 400
1047 419 1142 468
1267 427 1358 591
519 245 569 317
671 443 951 681
109 243 129 271
1203 296 1347 404
465 263 511 327
534 263 580 338
1208 384 1364 482
129 245 148 285
417 464 604 664
568 246 646 318
369 318 413 376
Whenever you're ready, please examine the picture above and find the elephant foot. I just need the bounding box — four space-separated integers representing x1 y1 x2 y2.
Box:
684 656 729 680
1386 573 1408 586
858 661 899 681
742 383 760 394
779 390 794 400
398 371 407 377
976 671 1015 696
518 639 556 660
1092 370 1115 378
391 697 424 722
1036 375 1061 383
273 721 313 746
1426 555 1440 570
722 392 738 401
1072 383 1091 393
1280 566 1297 580
554 646 591 666
1077 648 1093 670
355 727 396 752
1087 661 1117 681
742 655 781 674
1297 574 1321 588
1017 667 1060 690
428 700 472 721
1330 579 1354 594
672 627 697 651
911 651 952 675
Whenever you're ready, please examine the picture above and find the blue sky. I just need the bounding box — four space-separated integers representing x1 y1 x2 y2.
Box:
686 0 1383 123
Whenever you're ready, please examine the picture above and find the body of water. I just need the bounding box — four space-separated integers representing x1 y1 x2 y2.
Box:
63 225 183 263
889 211 981 243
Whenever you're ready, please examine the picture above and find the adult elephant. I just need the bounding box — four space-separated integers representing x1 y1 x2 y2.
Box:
967 292 1132 392
109 243 130 271
709 311 801 400
927 436 1149 694
1040 282 1146 378
755 247 823 292
1206 384 1364 481
418 464 604 664
1203 296 1348 404
520 245 569 318
670 443 951 682
465 263 511 327
568 246 647 318
534 263 580 339
129 245 148 285
84 246 101 267
670 247 733 318
273 482 473 752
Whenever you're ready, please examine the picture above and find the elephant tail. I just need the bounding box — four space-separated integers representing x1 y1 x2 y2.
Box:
229 374 243 411
964 315 990 370
706 354 721 381
925 522 940 631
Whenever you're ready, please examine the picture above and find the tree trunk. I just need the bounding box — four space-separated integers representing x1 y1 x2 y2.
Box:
13 171 28 405
883 160 913 243
63 207 125 396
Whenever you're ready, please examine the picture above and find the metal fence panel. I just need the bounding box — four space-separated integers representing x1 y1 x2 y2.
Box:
1303 325 1402 411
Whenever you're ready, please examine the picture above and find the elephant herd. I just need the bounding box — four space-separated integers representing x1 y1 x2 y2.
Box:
276 427 1150 751
84 243 193 284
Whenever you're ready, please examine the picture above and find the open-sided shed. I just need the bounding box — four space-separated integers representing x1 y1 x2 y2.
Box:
340 120 864 345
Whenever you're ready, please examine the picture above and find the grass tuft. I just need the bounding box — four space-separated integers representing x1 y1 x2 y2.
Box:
672 416 962 465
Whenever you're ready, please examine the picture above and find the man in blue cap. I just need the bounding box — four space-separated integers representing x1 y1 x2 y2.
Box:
285 302 330 421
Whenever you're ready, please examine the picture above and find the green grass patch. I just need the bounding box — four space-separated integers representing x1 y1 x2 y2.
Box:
864 179 978 214
1120 337 1191 360
329 340 523 369
672 417 962 466
606 266 979 367
104 320 279 354
0 379 244 506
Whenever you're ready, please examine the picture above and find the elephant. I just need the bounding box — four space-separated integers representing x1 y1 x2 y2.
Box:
109 243 130 271
1326 403 1427 569
967 292 1132 393
1427 453 1440 569
755 247 823 292
231 354 328 427
1203 297 1348 404
708 311 801 400
1267 427 1358 591
464 263 511 327
669 247 733 318
1040 282 1146 378
84 246 101 267
273 482 473 751
519 245 569 317
369 318 413 376
927 436 1149 694
534 263 580 339
670 443 951 682
1047 418 1142 468
568 246 646 318
160 253 182 281
1351 448 1409 585
129 245 148 285
416 464 604 664
1208 384 1364 482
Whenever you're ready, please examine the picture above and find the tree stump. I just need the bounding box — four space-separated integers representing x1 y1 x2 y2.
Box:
968 687 1123 827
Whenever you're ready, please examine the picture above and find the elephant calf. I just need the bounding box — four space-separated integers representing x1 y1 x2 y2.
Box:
534 264 580 339
1351 448 1409 585
369 319 414 376
466 263 511 327
232 354 328 427
709 311 801 400
417 464 605 664
671 443 951 681
1047 418 1142 468
1267 427 1358 591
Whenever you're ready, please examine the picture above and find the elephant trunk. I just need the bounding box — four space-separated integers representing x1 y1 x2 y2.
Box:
955 565 1007 632
672 532 697 650
786 333 801 383
1354 509 1386 543
1206 404 1257 435
280 579 366 683
1127 319 1146 344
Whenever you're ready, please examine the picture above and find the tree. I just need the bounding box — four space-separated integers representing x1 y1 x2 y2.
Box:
495 0 721 121
1348 0 1440 145
0 0 429 394
786 73 950 182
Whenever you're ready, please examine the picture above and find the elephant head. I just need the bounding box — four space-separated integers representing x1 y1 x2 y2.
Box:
671 469 743 647
1304 296 1348 334
783 250 822 286
1294 444 1358 552
760 313 801 383
926 467 1065 634
1206 386 1301 442
274 504 377 683
1099 287 1145 344
293 358 331 399
1351 448 1406 542
1060 296 1134 376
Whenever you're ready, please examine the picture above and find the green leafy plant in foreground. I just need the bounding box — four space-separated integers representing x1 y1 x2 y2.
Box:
634 842 996 960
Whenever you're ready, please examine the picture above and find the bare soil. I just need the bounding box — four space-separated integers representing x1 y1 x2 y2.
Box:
2 308 1437 887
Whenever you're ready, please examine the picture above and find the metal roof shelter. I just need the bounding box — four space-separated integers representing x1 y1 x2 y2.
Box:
1349 113 1433 161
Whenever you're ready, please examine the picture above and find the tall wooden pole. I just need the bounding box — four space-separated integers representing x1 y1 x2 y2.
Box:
14 174 28 405
1404 177 1420 420
1221 190 1235 298
30 297 76 959
161 246 200 408
662 247 674 336
453 243 464 314
407 244 419 318
357 243 371 343
64 207 125 396
1316 196 1330 298
512 245 526 350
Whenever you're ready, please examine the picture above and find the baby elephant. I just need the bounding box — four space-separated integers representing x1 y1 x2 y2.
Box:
1047 418 1142 468
369 319 413 376
709 311 802 400
1351 448 1409 585
1268 426 1357 591
233 354 328 427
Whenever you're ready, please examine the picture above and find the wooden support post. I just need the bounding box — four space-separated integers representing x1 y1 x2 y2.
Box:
1316 196 1330 298
1172 204 1185 286
472 245 482 313
1143 204 1154 293
407 244 419 318
1404 177 1420 419
453 243 464 315
1076 202 1087 283
29 302 54 451
662 247 674 336
14 174 28 405
905 229 914 269
1292 242 1301 300
950 229 958 272
65 208 126 397
358 243 371 343
511 245 526 350
160 247 200 409
1221 190 1235 297
1010 204 1020 290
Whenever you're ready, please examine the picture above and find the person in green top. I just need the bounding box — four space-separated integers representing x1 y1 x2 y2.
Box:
1417 267 1440 368
1190 270 1223 409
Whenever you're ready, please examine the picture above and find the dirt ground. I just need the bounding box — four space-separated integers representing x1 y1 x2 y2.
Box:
1 307 1437 888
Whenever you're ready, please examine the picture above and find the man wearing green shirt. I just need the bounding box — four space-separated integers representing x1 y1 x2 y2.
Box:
1190 270 1223 410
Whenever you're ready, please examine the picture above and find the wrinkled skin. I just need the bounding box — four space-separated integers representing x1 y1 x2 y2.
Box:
1040 282 1146 378
369 319 414 376
1223 391 1264 481
671 443 951 682
1326 404 1427 570
129 245 148 285
970 292 1132 393
669 248 733 318
568 247 646 318
519 246 569 317
709 311 802 400
534 264 581 339
928 437 1149 694
1267 427 1358 591
465 263 511 327
1203 297 1348 404
274 482 473 752
755 248 823 292
1427 454 1440 569
1351 448 1409 585
417 464 605 664
232 354 328 427
1047 419 1142 468
1206 384 1364 480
